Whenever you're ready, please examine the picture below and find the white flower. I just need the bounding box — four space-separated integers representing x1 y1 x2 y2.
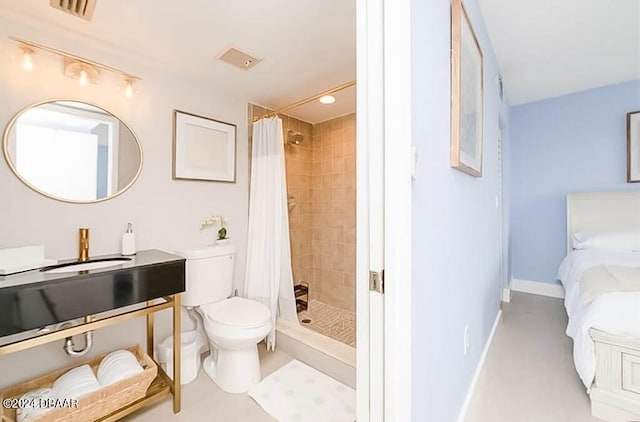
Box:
201 214 227 230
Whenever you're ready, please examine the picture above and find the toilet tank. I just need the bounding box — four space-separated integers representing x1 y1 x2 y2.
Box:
175 245 235 307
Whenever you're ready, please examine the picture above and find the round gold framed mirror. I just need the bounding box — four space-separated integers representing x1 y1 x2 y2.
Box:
3 100 143 203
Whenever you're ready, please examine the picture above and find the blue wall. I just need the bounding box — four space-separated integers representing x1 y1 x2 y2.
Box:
411 0 509 420
510 80 640 284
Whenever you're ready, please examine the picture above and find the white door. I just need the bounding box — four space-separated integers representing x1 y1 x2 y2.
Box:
356 0 413 420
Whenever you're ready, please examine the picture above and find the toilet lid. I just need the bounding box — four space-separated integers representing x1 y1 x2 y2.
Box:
201 297 271 328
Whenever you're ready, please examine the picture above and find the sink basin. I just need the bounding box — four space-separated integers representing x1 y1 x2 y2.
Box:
43 258 132 274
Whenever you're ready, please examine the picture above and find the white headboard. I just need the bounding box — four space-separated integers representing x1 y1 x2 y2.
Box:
567 191 640 253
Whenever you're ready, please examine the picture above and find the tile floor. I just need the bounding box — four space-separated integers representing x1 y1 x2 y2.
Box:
124 345 291 422
465 292 601 422
298 299 356 347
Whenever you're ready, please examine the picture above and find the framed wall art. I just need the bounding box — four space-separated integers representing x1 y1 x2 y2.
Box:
451 0 484 177
627 111 640 183
173 110 236 182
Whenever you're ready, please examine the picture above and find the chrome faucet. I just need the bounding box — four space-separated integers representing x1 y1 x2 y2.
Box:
78 228 90 262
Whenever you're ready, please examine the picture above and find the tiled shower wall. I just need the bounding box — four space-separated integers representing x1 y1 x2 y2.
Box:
281 115 314 298
248 105 356 312
310 114 356 311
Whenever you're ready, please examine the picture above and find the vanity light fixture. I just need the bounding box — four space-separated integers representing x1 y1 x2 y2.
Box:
21 47 34 72
124 78 135 98
79 69 88 86
64 58 100 86
9 36 141 98
319 95 336 104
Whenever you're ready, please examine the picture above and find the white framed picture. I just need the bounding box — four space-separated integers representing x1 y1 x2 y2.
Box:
172 110 236 182
627 111 640 183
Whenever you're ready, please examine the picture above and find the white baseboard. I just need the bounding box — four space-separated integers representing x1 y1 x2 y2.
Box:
501 288 511 303
511 278 565 299
456 309 502 422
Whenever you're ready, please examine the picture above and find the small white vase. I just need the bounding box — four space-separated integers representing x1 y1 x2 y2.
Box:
215 238 230 245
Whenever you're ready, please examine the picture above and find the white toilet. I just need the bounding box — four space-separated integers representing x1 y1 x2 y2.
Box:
176 245 272 393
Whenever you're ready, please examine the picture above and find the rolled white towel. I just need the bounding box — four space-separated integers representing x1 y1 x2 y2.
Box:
97 350 143 386
52 364 101 400
16 388 53 422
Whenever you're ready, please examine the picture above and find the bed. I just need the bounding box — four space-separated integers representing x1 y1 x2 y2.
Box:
559 192 640 421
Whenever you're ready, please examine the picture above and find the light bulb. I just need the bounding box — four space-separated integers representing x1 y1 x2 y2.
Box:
79 69 88 86
125 80 134 98
319 95 336 104
22 50 34 72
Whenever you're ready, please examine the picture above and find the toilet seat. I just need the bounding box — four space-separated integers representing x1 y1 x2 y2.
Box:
200 296 271 328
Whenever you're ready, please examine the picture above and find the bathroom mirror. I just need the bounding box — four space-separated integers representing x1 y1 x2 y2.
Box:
3 100 143 203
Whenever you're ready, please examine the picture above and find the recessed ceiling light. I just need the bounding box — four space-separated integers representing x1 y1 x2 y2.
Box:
319 95 335 104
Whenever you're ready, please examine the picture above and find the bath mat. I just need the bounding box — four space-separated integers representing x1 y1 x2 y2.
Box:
248 359 355 422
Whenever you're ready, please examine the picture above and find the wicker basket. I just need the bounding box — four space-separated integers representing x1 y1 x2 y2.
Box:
0 344 157 422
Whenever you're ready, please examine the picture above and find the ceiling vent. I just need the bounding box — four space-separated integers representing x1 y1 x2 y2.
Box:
218 47 261 71
50 0 97 21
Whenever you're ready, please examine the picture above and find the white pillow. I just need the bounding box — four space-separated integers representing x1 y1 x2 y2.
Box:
572 231 640 252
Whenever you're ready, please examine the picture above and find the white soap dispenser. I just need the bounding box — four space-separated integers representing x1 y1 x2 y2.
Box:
121 223 136 256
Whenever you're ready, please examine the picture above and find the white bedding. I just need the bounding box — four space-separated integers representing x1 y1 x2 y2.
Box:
557 249 640 388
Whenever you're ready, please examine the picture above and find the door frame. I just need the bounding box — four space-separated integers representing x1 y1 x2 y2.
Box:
356 0 413 419
355 0 379 418
382 0 413 420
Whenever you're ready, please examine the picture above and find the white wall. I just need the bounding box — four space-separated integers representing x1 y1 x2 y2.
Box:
0 16 249 388
410 0 509 420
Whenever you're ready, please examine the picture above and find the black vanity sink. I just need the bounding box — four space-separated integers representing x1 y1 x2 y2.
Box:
0 249 185 338
40 257 132 273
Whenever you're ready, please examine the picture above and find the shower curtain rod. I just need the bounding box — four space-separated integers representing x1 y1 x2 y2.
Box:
258 80 356 120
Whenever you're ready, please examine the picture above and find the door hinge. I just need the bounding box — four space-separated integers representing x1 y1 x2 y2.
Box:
369 269 384 294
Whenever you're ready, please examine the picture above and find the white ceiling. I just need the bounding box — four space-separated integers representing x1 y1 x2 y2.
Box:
478 0 640 105
0 0 355 123
284 84 356 123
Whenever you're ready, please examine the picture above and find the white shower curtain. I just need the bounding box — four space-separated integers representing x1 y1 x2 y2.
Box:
245 117 298 350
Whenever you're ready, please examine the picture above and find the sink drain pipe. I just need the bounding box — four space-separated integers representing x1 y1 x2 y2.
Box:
62 316 93 357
